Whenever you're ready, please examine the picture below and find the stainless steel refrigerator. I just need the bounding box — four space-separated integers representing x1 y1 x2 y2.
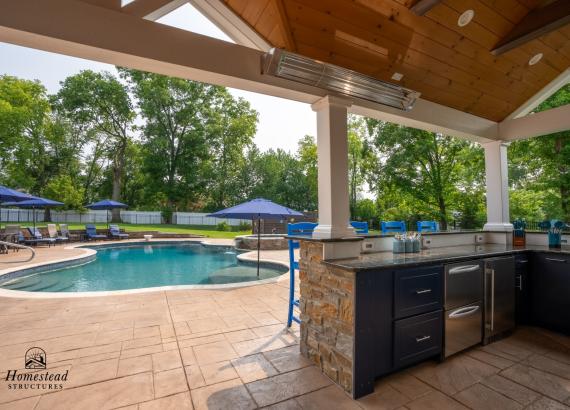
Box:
483 256 516 344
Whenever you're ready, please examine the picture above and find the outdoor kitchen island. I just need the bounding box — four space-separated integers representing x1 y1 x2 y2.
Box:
292 235 570 399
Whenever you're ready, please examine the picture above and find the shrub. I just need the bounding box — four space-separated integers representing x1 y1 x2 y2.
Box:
238 221 252 231
216 221 231 231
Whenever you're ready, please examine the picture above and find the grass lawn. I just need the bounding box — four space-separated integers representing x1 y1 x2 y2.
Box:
0 222 251 239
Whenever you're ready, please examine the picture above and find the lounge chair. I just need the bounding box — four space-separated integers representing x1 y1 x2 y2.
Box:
109 224 129 239
3 225 20 244
25 227 56 247
85 224 106 240
60 224 80 241
47 224 69 244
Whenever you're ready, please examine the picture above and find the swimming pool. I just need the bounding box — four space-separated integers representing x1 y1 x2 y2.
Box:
0 243 288 292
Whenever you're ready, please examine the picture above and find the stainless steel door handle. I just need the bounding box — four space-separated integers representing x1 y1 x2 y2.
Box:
517 260 528 264
415 289 432 294
416 335 431 343
448 265 480 274
545 257 567 263
449 305 480 318
490 268 495 332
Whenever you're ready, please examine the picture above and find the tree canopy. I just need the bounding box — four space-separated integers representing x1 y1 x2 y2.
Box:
0 69 568 228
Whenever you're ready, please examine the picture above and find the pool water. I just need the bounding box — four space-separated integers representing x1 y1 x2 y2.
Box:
0 243 287 292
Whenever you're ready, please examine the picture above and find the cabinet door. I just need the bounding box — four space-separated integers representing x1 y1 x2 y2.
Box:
515 254 531 325
532 254 570 335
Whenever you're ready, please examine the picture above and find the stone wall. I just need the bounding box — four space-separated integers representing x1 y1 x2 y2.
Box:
299 240 355 394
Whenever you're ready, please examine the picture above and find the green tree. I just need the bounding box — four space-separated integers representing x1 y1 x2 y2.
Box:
296 135 318 210
120 68 217 216
366 120 474 229
508 84 570 221
55 70 135 221
43 175 85 210
204 90 258 210
348 116 374 215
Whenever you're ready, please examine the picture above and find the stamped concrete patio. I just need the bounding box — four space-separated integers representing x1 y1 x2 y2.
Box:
0 243 569 409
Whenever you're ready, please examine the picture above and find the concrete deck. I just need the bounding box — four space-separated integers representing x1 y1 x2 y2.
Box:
0 241 569 409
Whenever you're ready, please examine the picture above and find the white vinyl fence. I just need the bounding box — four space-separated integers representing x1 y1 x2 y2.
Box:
0 209 163 224
0 208 247 226
173 212 251 226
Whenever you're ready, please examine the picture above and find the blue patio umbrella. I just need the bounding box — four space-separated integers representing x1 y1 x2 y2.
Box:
85 199 128 228
3 197 64 230
207 198 303 276
0 185 34 203
0 186 35 228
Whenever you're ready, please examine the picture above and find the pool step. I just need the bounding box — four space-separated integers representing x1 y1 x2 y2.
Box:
2 277 43 290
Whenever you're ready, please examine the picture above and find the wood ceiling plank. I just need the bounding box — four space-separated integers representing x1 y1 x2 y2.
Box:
273 0 297 51
290 21 517 111
358 0 544 86
243 0 270 26
443 0 516 37
287 0 529 101
424 1 560 79
409 0 442 16
254 0 288 49
224 0 248 15
297 42 495 119
477 0 531 24
541 31 570 59
491 0 570 55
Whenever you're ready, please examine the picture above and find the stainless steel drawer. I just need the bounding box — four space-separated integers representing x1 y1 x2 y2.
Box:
394 310 442 368
394 266 443 319
445 260 483 309
445 301 482 357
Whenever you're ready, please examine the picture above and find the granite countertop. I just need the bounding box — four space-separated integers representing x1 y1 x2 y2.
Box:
323 244 570 272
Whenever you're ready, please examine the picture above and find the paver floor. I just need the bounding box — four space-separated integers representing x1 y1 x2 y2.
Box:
0 242 569 409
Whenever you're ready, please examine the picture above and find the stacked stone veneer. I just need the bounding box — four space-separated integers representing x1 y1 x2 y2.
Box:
298 241 355 394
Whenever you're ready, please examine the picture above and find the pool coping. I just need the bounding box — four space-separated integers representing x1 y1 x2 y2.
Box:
0 238 290 298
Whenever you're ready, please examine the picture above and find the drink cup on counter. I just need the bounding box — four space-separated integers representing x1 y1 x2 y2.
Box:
413 238 420 253
393 239 405 253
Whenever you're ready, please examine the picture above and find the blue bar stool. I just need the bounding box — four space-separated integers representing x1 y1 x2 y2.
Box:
287 222 317 327
417 220 438 232
350 221 369 234
381 221 406 234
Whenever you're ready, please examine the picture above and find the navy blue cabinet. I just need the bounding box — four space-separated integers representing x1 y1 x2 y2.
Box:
394 310 442 368
515 253 531 325
531 253 570 335
353 264 443 398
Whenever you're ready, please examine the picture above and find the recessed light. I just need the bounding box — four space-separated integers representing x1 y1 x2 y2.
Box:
529 53 543 66
458 10 474 27
391 72 404 81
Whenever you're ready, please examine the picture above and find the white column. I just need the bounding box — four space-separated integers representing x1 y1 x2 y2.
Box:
482 140 513 231
311 96 356 238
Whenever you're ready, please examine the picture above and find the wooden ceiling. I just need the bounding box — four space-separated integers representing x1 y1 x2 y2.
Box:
222 0 570 122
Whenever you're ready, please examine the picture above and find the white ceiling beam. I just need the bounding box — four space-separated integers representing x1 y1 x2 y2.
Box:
188 0 271 51
500 103 570 141
505 68 570 120
0 0 498 142
124 0 188 21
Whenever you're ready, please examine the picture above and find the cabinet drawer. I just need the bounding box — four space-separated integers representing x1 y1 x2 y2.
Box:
394 310 442 368
394 266 443 319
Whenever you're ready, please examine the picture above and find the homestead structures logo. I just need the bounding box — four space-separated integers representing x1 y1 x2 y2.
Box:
5 347 68 390
25 347 46 369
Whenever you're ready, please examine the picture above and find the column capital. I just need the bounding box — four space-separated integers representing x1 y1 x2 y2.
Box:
481 139 510 148
311 95 353 112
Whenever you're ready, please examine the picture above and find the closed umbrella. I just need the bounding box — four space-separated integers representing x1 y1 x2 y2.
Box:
85 200 128 229
207 198 303 276
3 197 64 230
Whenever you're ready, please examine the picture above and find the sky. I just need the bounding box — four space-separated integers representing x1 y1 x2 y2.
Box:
0 3 316 153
